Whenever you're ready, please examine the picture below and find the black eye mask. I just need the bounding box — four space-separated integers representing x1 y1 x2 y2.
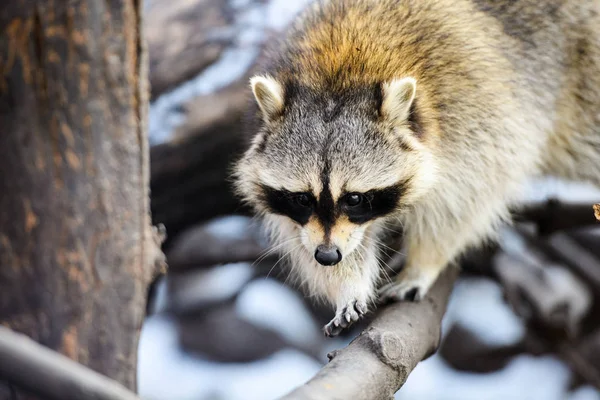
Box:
340 186 403 224
261 186 315 225
261 183 404 226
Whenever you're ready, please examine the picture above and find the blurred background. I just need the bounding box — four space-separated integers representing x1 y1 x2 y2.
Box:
138 0 600 399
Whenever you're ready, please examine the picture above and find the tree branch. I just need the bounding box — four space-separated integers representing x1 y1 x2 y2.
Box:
279 266 459 400
0 326 140 400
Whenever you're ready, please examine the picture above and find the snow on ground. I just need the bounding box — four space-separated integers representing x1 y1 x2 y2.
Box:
203 215 260 242
443 278 525 347
155 262 255 314
235 279 323 349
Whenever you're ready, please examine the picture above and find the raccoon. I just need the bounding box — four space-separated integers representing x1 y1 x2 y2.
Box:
233 0 600 336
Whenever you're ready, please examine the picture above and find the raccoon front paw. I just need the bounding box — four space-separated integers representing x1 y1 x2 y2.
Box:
323 300 368 337
378 268 438 303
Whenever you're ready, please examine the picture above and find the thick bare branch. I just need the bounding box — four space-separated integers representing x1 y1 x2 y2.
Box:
0 326 140 400
279 266 458 400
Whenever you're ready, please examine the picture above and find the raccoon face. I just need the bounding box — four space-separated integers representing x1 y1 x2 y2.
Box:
234 75 437 266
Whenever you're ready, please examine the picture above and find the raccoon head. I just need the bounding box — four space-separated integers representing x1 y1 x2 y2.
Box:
234 74 438 268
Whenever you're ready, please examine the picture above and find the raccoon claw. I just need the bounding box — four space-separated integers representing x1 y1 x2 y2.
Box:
323 300 368 337
378 270 436 303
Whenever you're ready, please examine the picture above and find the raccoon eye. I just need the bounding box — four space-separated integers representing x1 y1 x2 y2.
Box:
293 193 312 208
344 193 363 207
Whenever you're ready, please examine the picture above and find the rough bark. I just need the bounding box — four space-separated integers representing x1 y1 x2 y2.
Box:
0 0 161 396
280 266 459 400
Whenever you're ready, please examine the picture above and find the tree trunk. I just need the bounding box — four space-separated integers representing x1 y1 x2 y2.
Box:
0 0 160 397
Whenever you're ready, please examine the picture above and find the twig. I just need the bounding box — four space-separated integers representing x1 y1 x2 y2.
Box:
279 266 459 400
0 326 140 400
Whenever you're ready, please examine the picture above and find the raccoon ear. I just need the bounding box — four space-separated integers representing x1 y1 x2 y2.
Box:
381 77 417 123
250 75 285 122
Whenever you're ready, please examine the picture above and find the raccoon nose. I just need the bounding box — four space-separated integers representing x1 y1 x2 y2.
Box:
314 245 342 266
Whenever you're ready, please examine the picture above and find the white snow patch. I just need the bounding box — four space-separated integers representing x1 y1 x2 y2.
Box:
524 177 600 203
138 315 321 400
230 0 253 10
167 263 255 310
265 0 313 30
569 386 600 400
236 4 269 45
203 215 257 242
443 278 525 347
398 354 572 400
235 279 322 349
222 349 320 400
192 262 255 300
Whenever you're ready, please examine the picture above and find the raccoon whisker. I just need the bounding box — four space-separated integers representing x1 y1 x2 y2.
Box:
358 234 405 257
378 267 393 285
356 240 396 278
372 256 394 285
353 246 366 264
284 247 308 288
392 217 407 232
253 244 288 267
255 237 300 262
283 246 318 293
372 252 396 283
368 237 405 256
354 241 393 284
266 243 304 280
251 236 302 268
353 245 374 275
378 224 403 236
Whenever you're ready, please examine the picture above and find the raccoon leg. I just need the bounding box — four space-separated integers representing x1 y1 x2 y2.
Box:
377 237 448 302
378 264 444 302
